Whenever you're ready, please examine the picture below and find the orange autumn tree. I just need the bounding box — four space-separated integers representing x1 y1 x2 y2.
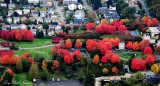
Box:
126 42 133 49
132 42 139 51
100 19 107 25
152 18 159 26
75 39 82 48
93 55 99 64
65 39 72 48
41 60 47 70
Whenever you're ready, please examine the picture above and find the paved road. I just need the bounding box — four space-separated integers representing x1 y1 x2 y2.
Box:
33 80 83 86
82 0 99 23
54 1 65 23
138 0 150 17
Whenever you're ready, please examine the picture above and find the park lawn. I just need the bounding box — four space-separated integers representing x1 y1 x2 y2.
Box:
0 38 52 48
13 73 33 86
117 51 143 59
14 47 52 60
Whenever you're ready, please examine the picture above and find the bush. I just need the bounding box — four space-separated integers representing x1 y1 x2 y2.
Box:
36 30 44 38
71 63 77 71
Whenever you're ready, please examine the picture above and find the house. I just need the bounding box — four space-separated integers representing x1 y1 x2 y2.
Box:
68 4 77 10
40 0 53 7
148 27 160 38
98 7 120 21
0 3 7 7
13 17 20 24
7 17 12 23
15 10 23 16
48 7 54 14
23 9 31 15
77 4 83 10
28 0 40 4
74 10 85 19
73 19 86 25
63 0 78 5
10 24 19 29
8 10 14 16
0 16 3 21
2 24 7 30
31 10 39 17
44 18 52 23
8 4 15 10
40 11 47 17
36 17 43 24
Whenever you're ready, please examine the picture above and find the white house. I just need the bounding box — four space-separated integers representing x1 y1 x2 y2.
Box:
15 10 23 16
68 4 77 10
40 11 47 17
23 9 30 14
7 17 12 23
37 17 43 24
77 4 83 9
20 24 27 29
148 27 160 38
13 17 20 24
28 0 40 4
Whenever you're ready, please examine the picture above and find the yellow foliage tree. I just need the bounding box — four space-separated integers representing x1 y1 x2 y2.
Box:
93 55 99 64
151 64 160 74
100 19 107 25
41 60 47 70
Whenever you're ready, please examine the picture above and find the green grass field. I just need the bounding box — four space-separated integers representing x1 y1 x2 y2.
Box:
117 51 143 59
14 47 52 60
0 38 52 48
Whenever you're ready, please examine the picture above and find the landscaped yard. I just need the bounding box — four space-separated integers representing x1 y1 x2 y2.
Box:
0 38 52 48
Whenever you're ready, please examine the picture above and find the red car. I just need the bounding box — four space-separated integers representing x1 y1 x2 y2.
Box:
52 37 64 44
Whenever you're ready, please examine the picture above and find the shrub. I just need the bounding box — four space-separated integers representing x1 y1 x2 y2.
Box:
29 63 39 80
93 55 99 64
40 68 49 81
143 46 153 55
131 58 146 71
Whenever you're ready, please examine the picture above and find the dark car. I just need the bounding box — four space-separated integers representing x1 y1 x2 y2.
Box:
144 75 160 84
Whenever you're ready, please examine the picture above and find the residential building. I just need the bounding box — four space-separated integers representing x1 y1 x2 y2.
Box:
36 17 43 24
31 10 39 17
98 7 120 21
7 17 12 23
8 10 14 16
10 24 19 29
13 17 20 24
44 18 52 23
0 3 7 7
40 11 47 17
40 0 53 7
23 9 31 15
148 27 160 38
74 10 85 19
8 4 15 10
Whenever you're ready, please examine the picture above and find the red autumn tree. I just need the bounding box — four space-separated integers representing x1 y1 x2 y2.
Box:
131 58 146 71
95 26 103 33
147 19 153 27
152 18 159 26
15 31 22 41
25 31 34 41
126 42 133 49
111 54 120 64
72 50 81 61
105 50 114 61
139 40 150 51
145 55 155 65
75 39 82 48
118 25 127 34
64 55 71 64
57 49 69 57
86 39 97 52
113 38 120 47
143 46 153 55
97 41 108 54
86 22 94 31
112 66 118 74
101 55 108 63
132 42 139 51
1 55 10 65
105 41 113 50
9 57 17 65
65 39 72 48
53 60 59 70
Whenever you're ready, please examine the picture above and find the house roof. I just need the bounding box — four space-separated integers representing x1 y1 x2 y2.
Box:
68 4 77 10
73 19 86 24
99 7 120 21
74 10 85 19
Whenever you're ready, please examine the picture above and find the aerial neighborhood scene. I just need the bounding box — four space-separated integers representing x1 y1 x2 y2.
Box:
0 0 160 86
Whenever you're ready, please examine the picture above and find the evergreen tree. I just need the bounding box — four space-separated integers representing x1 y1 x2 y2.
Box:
16 60 22 73
29 63 39 80
40 68 49 81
